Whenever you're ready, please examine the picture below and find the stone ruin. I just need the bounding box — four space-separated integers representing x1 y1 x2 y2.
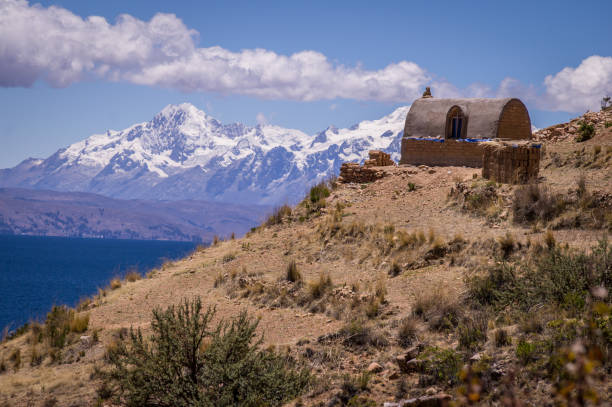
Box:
339 150 395 183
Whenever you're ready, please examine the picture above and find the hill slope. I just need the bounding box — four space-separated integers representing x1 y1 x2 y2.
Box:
0 111 610 406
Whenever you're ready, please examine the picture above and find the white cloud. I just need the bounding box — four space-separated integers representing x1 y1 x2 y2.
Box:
542 55 612 112
255 112 267 126
0 1 610 112
0 0 429 102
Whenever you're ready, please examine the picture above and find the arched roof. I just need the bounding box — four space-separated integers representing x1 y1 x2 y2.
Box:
403 97 526 140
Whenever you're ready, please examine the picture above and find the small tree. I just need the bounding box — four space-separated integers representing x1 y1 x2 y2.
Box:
601 95 611 111
102 298 310 406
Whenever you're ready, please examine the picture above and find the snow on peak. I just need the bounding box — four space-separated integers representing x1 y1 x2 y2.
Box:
4 103 410 204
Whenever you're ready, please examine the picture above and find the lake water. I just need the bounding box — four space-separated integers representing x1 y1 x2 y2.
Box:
0 235 196 333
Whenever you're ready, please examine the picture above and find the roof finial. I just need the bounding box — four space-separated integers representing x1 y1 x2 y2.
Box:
422 87 432 98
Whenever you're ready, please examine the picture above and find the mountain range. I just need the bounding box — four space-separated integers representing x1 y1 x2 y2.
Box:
0 103 409 205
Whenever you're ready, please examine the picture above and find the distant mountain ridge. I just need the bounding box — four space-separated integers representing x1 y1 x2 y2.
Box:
0 103 409 205
0 188 269 242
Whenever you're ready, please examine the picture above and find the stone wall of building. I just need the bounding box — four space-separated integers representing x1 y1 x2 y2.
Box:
399 138 484 167
482 143 541 184
399 138 541 184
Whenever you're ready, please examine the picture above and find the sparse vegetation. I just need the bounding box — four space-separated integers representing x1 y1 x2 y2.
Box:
101 297 310 406
576 121 595 142
109 278 122 290
286 260 302 283
124 270 141 282
512 183 562 224
266 205 292 226
397 316 418 347
308 272 332 299
494 328 511 347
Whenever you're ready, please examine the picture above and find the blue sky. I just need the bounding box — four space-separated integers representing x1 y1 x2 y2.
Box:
1 0 611 168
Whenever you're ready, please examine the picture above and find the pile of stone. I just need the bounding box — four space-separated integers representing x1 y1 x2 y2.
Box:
482 141 541 184
364 150 394 167
338 150 395 183
338 162 385 183
533 108 612 142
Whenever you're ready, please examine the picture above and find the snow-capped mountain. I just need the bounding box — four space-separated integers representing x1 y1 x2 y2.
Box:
0 103 409 204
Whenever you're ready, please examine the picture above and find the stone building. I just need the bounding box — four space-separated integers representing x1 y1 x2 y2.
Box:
400 90 540 183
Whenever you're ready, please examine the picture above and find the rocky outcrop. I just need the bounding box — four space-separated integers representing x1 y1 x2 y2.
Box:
534 109 612 142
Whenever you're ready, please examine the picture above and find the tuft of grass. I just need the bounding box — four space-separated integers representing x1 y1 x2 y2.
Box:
265 205 292 226
286 260 302 283
407 182 416 192
9 348 21 370
512 183 563 225
498 232 515 258
340 319 388 348
222 253 236 263
125 270 141 283
544 230 556 249
457 313 488 351
69 313 90 333
30 344 44 367
308 272 332 299
389 261 402 277
109 278 122 290
397 316 418 347
494 328 512 347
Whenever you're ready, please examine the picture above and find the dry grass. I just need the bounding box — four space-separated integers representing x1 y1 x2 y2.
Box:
109 278 121 290
124 271 141 283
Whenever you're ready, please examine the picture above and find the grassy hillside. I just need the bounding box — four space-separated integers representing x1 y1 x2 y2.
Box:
1 110 611 407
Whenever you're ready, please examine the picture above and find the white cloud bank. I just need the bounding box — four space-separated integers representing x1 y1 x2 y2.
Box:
1 0 610 112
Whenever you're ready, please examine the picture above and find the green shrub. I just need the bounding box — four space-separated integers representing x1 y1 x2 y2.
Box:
102 297 310 407
309 183 330 204
516 339 537 365
419 346 462 385
457 313 488 351
45 306 73 348
407 182 416 192
576 121 595 142
467 239 611 312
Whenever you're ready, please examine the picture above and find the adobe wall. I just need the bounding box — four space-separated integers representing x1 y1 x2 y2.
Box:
497 99 532 140
399 138 484 167
482 144 540 184
400 137 541 184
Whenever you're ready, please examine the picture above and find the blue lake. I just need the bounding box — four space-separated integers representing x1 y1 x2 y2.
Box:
0 235 196 333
